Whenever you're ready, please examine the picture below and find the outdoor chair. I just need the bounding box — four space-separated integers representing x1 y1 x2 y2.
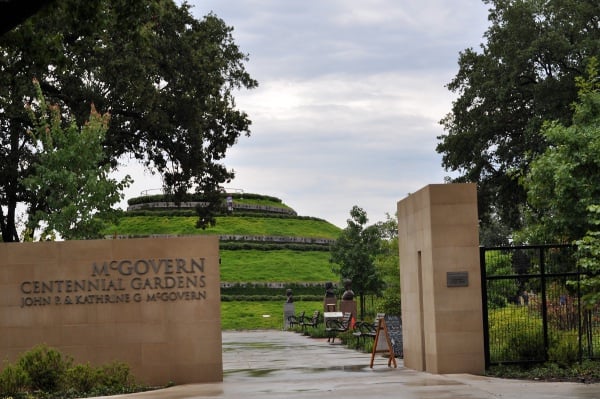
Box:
301 310 321 331
287 311 305 328
326 312 352 343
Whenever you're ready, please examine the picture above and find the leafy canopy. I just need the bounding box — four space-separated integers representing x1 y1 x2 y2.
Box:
0 0 257 241
521 58 600 306
329 206 385 318
373 213 401 316
575 205 600 307
437 0 600 234
22 80 131 240
519 58 600 243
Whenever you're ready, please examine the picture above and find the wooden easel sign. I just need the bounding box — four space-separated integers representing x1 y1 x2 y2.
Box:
370 317 397 368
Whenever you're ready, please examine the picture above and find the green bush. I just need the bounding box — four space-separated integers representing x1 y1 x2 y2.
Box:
62 361 135 397
0 362 29 397
375 293 401 317
0 347 140 398
64 363 99 394
337 330 354 346
548 333 579 366
17 344 72 392
97 361 134 390
485 250 520 309
298 325 328 339
503 325 546 361
489 306 546 362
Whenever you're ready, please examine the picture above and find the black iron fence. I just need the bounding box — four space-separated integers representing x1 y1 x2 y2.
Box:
480 244 600 367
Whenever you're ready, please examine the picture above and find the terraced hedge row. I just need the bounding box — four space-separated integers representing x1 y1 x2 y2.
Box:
221 282 329 296
127 192 283 206
123 210 327 222
220 242 330 251
221 295 323 302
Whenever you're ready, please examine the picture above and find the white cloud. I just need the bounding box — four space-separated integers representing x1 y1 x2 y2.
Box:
117 0 489 228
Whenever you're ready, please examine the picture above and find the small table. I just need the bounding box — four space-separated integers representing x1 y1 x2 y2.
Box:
324 311 343 324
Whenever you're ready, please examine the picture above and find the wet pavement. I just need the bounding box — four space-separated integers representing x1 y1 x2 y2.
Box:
97 330 599 399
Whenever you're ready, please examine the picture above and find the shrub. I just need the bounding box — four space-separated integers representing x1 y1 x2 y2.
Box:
337 330 354 346
0 346 142 398
502 325 546 361
97 361 134 390
485 250 520 308
65 363 99 394
572 360 600 382
300 325 328 339
376 294 401 317
489 306 546 362
62 361 134 396
17 344 72 392
548 333 579 366
0 362 29 397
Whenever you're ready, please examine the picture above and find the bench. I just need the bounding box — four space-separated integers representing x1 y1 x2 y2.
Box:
351 313 385 348
326 312 352 343
287 311 305 328
301 310 321 331
352 320 377 348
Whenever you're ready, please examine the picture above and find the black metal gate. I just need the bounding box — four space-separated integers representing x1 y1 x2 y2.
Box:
480 244 600 367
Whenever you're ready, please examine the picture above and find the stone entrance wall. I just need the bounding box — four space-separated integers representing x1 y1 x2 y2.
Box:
0 236 221 385
397 183 484 374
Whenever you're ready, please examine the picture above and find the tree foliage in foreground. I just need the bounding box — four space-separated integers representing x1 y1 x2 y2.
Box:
575 206 600 307
520 59 600 305
22 81 131 240
437 0 600 233
519 59 600 244
0 0 257 241
373 213 401 316
517 58 600 306
329 206 385 319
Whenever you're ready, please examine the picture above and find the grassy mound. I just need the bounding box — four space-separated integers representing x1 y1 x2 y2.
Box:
104 215 340 238
104 192 342 330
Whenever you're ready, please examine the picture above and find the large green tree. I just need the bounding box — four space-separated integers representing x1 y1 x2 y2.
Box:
437 0 599 233
329 206 385 319
519 59 600 243
0 0 257 242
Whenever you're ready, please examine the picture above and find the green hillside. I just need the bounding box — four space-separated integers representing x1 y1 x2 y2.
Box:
103 193 341 288
105 215 339 238
103 193 344 329
220 250 335 282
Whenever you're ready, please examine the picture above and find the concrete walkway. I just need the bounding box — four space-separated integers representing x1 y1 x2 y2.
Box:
97 330 598 399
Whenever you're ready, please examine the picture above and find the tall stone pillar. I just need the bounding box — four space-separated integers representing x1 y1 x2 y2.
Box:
397 183 484 374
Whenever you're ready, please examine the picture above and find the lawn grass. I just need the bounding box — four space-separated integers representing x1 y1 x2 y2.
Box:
105 216 341 238
221 301 323 330
220 250 336 282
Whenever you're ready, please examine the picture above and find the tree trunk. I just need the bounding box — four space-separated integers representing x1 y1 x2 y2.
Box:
1 200 19 242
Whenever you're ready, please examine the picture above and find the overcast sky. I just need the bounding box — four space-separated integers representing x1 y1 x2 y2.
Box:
120 0 491 228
